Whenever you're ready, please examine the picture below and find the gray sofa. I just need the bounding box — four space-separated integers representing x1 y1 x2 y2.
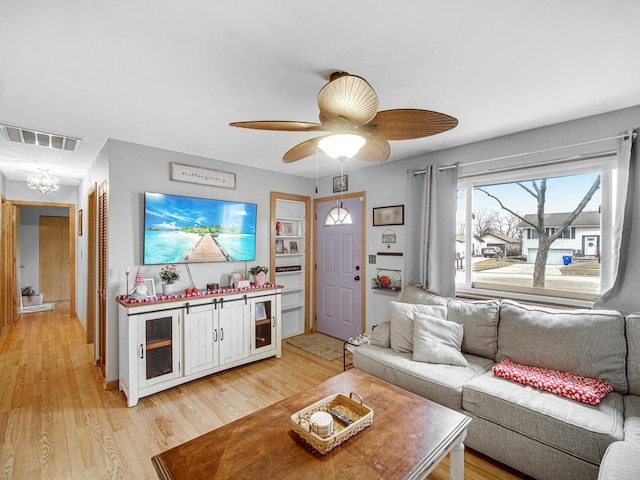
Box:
352 286 640 480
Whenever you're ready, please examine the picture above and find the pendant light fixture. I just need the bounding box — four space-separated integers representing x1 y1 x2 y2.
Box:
27 169 59 194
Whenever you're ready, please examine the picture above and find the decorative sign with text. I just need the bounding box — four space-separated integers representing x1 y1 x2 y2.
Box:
170 162 236 189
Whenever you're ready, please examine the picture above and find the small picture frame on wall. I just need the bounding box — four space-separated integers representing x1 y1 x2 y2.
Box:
78 209 83 236
373 205 404 226
333 174 348 193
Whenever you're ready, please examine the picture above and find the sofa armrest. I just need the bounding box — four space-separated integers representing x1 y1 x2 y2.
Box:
598 441 640 479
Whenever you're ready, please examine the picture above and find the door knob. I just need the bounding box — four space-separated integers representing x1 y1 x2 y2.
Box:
354 275 360 281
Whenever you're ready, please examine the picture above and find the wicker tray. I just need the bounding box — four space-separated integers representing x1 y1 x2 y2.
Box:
290 392 374 454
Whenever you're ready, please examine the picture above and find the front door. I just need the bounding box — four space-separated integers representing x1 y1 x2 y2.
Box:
583 235 599 256
315 194 365 341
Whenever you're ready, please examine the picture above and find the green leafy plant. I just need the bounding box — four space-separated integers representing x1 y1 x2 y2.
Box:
249 266 268 276
160 265 180 284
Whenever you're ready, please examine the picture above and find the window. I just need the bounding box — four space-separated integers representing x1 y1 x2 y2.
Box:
455 163 616 304
324 206 352 226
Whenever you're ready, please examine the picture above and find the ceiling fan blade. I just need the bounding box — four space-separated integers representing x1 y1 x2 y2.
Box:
317 74 378 126
355 138 391 162
369 109 458 140
230 120 326 132
282 136 324 163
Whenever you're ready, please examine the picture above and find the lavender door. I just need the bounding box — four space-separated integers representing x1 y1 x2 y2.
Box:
315 196 364 341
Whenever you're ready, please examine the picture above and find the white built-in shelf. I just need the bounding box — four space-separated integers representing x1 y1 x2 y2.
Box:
281 287 304 295
282 304 304 312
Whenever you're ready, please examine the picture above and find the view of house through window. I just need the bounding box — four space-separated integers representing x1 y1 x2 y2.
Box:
456 170 607 300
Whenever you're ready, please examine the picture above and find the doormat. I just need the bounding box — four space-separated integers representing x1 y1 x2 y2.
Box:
20 303 55 314
287 333 345 361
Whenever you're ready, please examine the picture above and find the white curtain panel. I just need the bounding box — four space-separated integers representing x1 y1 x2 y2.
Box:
594 129 638 314
405 164 459 297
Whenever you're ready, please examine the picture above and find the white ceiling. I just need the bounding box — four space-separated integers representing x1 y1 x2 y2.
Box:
2 1 640 186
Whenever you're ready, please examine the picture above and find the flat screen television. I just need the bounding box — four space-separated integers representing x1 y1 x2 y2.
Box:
143 192 257 265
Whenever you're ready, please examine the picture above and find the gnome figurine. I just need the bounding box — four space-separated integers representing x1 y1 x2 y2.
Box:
129 268 151 299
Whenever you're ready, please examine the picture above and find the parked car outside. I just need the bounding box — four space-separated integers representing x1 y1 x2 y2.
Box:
482 246 503 257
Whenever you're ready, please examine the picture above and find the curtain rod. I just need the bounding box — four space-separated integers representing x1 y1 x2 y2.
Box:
457 149 615 180
413 132 635 175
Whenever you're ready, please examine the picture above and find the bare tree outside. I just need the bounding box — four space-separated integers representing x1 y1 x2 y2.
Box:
497 212 522 239
472 208 499 238
476 175 601 287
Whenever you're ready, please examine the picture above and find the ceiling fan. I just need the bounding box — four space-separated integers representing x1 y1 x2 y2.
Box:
230 72 458 163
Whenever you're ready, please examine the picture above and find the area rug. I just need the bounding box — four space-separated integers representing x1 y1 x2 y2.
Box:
287 333 345 361
20 303 55 314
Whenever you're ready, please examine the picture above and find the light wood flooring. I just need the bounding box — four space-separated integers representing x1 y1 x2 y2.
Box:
0 304 529 479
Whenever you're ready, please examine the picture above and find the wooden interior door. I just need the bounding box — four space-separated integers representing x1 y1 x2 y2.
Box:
39 216 70 302
86 187 97 344
1 196 16 331
98 180 108 376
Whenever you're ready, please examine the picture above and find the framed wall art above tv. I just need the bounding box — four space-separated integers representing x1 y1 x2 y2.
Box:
143 192 257 264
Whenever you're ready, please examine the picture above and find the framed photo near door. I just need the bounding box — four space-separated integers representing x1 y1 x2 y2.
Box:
373 205 404 226
333 175 348 193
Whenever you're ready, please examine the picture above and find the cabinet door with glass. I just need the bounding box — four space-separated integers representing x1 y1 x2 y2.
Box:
250 295 277 355
137 310 181 388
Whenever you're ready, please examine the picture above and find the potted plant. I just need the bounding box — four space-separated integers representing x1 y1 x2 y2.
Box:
160 265 180 294
249 266 268 286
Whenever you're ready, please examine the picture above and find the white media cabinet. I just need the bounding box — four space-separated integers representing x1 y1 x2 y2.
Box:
118 286 282 407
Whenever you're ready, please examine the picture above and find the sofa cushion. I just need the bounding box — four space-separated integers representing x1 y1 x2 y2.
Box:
493 358 613 406
463 370 624 464
398 286 500 360
399 286 449 307
412 312 469 367
597 441 640 480
370 321 391 348
447 298 500 360
497 301 628 393
624 395 640 444
625 314 640 395
353 344 493 411
388 301 447 353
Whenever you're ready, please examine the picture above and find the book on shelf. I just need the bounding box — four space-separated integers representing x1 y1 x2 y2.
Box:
275 265 302 272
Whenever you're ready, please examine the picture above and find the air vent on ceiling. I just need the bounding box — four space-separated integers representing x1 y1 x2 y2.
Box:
1 124 81 152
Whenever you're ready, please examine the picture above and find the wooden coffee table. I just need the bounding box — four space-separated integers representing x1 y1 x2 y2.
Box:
152 369 471 479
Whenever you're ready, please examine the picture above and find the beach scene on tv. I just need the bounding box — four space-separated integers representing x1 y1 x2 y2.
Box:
144 192 257 264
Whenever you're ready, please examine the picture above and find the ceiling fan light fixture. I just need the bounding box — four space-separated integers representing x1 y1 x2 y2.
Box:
318 133 366 160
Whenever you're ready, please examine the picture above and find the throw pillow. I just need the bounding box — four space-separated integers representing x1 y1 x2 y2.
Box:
412 312 470 367
493 358 614 406
370 321 391 348
389 302 447 353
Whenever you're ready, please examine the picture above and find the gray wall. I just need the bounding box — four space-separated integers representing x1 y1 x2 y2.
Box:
336 105 640 331
75 104 640 382
103 139 313 381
